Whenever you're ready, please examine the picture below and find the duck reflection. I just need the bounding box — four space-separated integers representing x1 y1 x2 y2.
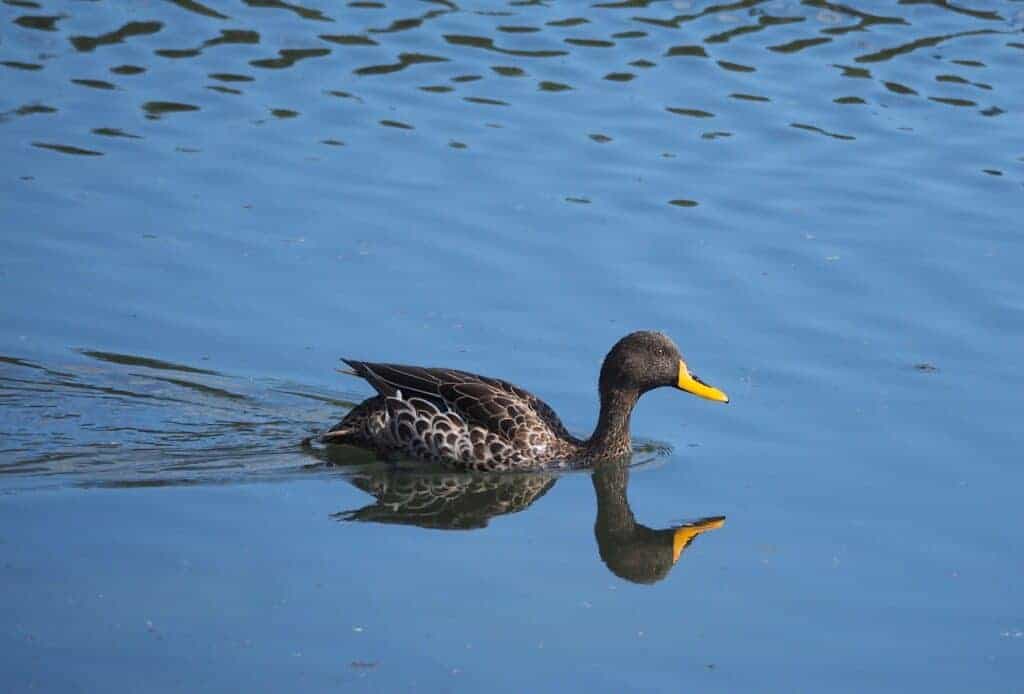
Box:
332 467 556 530
590 459 724 584
322 450 723 584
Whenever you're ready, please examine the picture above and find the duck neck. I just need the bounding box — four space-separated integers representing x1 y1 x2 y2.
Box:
586 387 639 458
592 459 636 535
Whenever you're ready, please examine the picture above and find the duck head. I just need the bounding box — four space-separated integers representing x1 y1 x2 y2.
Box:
599 331 729 403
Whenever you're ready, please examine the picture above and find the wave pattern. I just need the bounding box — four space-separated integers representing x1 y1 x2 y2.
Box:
1 0 1019 168
0 350 351 486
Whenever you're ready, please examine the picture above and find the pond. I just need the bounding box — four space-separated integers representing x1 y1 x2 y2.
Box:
1 0 1022 691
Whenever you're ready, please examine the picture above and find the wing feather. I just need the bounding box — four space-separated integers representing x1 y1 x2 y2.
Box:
341 360 575 449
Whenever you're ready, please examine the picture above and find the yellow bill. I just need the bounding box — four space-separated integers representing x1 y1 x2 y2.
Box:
676 360 729 403
673 516 726 563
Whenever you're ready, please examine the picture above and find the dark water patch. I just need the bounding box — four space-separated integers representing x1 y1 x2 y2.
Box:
270 108 299 118
979 106 1004 116
701 131 732 140
367 5 454 35
451 74 481 82
547 17 588 27
143 100 200 118
71 78 116 90
3 103 57 119
204 29 260 48
0 356 44 370
142 375 249 401
1 61 43 70
834 96 865 104
816 4 908 32
564 38 615 48
444 34 568 58
245 0 334 23
92 127 142 139
319 33 378 46
981 169 1001 176
538 80 572 92
929 96 976 107
155 48 202 59
912 0 1004 22
31 142 103 156
498 25 539 34
704 14 804 45
790 122 855 141
69 21 163 52
730 93 770 102
419 85 453 93
668 199 698 208
667 107 714 118
354 52 448 76
884 81 918 95
589 133 612 143
379 119 413 129
325 89 362 101
207 85 242 94
565 196 590 204
613 31 645 39
13 14 64 31
321 138 344 146
209 72 254 82
603 72 634 82
835 64 871 78
855 29 1000 63
250 47 330 69
463 96 508 107
718 60 755 72
665 44 707 58
170 0 230 20
448 140 466 149
491 65 525 77
78 350 220 376
630 58 655 68
951 59 985 67
110 64 146 75
769 36 833 53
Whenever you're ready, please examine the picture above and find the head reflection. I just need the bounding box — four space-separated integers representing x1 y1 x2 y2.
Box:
591 458 724 584
321 449 723 584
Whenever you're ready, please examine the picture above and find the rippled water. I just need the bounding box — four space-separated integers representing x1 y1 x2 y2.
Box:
2 0 1023 691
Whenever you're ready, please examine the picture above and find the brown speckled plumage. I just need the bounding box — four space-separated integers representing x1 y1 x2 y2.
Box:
319 331 726 471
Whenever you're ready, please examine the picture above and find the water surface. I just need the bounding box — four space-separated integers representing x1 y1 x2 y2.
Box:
1 0 1023 691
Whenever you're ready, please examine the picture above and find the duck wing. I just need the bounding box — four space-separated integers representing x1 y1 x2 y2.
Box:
341 360 577 449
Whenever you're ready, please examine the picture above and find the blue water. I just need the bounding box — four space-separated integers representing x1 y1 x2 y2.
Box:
2 0 1023 691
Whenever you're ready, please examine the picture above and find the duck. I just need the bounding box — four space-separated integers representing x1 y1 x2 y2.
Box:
318 330 728 471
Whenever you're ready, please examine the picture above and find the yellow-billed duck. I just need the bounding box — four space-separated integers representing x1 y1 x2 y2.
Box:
319 330 728 471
